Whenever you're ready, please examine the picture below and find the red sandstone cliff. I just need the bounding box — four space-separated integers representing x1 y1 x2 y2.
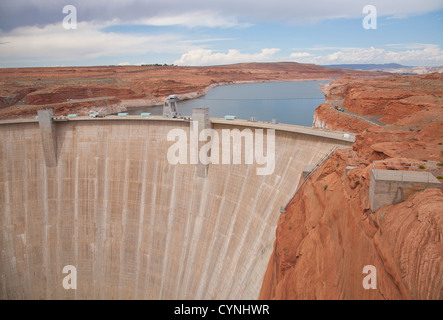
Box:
261 73 443 300
313 73 443 132
260 151 443 299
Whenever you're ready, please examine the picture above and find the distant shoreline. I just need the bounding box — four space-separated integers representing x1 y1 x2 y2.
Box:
123 78 334 111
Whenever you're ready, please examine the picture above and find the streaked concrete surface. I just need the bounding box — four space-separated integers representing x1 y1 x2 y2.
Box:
0 117 352 299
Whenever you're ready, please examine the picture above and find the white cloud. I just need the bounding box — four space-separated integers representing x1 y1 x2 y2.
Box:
180 38 236 44
2 18 442 67
0 21 197 63
174 48 281 66
2 0 443 31
290 52 312 58
135 11 251 28
290 45 443 66
292 46 363 52
174 45 443 67
1 1 442 68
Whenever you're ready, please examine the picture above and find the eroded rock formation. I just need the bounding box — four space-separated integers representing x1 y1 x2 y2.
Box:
260 151 443 299
261 73 443 300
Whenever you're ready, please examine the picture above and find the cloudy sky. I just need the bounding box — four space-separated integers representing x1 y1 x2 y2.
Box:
0 0 442 67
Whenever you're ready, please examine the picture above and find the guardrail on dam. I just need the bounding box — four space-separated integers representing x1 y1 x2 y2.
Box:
0 112 354 299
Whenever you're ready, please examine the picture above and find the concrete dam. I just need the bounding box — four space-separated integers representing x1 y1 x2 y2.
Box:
0 110 353 299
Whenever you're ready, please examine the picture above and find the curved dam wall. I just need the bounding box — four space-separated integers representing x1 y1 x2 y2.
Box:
0 116 353 299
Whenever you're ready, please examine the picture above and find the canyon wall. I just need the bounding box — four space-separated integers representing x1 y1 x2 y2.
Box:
260 151 443 299
261 73 443 300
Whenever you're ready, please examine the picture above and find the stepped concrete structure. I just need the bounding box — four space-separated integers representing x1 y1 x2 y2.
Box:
0 113 353 299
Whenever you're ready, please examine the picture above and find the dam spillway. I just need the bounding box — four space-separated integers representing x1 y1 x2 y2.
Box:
0 115 353 299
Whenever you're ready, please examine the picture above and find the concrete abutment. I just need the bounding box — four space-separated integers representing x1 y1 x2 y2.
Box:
369 169 441 212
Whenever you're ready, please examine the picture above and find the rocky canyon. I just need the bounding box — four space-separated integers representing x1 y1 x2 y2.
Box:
261 73 443 300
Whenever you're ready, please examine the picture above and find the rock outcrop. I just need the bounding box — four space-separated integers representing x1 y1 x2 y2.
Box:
260 151 443 300
313 102 372 133
314 73 443 129
261 73 443 300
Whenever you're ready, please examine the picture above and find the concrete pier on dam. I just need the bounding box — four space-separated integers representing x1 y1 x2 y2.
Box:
0 112 354 299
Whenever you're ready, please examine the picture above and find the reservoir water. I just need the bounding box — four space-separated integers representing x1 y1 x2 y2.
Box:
128 80 328 126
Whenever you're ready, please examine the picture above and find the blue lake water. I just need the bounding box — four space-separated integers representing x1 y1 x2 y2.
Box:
128 80 328 126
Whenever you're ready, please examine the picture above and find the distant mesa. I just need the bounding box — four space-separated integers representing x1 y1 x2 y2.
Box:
322 63 443 75
322 63 409 70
